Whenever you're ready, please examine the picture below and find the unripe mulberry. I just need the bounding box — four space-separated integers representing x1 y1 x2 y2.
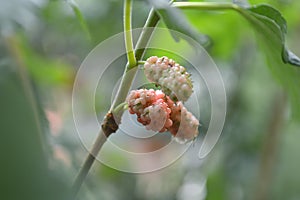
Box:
144 56 193 102
169 102 199 142
126 89 173 132
126 89 199 142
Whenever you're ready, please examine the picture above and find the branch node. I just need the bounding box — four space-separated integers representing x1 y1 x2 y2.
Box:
101 112 119 137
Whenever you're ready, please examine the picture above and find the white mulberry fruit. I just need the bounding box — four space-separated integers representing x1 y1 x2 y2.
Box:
144 56 193 102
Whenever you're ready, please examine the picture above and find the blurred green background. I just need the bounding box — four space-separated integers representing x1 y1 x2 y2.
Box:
1 0 300 200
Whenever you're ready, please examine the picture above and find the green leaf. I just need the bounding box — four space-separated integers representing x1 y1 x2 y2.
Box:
172 2 300 65
240 4 300 118
66 0 91 40
245 4 300 66
248 4 287 34
174 2 300 118
148 0 211 48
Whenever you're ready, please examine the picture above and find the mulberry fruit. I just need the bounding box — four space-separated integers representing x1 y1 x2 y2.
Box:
144 56 193 102
126 89 199 142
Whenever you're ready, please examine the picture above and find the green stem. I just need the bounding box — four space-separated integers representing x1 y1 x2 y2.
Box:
113 102 128 115
172 2 240 11
110 9 159 111
72 8 159 198
72 131 106 197
134 9 160 63
172 2 247 17
124 0 136 67
137 60 146 65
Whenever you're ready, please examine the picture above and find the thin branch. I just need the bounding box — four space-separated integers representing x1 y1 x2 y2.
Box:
72 130 107 196
113 102 128 115
172 2 239 11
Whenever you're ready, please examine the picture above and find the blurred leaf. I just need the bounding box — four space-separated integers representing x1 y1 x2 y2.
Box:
206 168 226 200
0 52 69 199
147 0 211 48
16 35 73 86
0 0 38 32
65 0 91 40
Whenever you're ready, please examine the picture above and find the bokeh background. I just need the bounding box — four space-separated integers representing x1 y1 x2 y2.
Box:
1 0 300 200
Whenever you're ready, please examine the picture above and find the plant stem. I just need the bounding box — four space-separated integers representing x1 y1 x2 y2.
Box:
71 131 106 196
72 8 159 198
110 9 159 111
137 60 146 65
172 2 240 11
124 0 136 67
172 2 250 28
113 102 128 115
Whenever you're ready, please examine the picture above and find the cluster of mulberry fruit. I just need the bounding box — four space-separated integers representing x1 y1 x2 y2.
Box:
126 56 199 142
